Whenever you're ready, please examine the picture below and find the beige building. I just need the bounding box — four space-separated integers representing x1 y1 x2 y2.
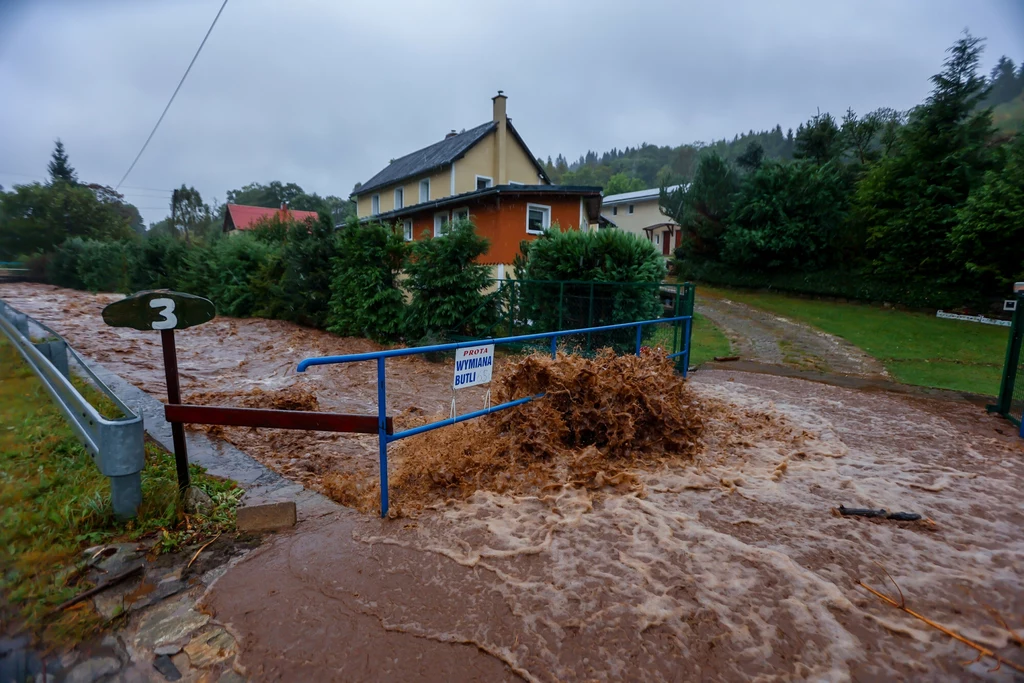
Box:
353 92 552 219
600 186 683 257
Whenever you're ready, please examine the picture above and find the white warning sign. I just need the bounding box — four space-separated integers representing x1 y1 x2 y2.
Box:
453 344 494 389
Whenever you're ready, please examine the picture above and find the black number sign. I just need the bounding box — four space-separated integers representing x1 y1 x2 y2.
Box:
102 291 216 331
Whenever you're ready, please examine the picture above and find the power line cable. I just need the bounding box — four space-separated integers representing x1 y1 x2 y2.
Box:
115 0 229 190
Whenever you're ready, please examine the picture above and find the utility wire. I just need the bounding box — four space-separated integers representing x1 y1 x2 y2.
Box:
115 0 229 190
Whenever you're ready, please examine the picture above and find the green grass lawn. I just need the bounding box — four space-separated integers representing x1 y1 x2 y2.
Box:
0 338 241 646
702 286 1007 396
688 312 732 367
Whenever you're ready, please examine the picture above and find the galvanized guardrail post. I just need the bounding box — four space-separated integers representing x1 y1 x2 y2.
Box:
0 299 145 518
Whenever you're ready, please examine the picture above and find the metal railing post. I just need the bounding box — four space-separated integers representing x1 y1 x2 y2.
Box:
377 356 389 517
33 339 70 379
635 324 643 356
996 292 1024 418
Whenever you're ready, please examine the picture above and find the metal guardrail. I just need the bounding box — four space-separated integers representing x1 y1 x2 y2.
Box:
0 299 145 518
298 314 693 516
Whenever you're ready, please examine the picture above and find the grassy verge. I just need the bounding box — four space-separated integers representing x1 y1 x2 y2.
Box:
702 286 1006 396
0 337 242 646
646 312 731 368
689 312 732 367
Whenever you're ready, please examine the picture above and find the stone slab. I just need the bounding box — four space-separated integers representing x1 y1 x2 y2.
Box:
236 501 297 532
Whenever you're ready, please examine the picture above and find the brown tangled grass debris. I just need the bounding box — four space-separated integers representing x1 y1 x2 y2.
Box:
186 383 320 412
332 349 707 513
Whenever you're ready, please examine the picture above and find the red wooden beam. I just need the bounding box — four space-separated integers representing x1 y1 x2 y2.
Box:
164 404 391 435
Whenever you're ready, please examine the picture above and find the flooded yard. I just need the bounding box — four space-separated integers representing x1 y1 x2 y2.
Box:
3 282 1022 681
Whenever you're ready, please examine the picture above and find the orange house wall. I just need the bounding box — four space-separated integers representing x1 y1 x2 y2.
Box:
405 196 585 265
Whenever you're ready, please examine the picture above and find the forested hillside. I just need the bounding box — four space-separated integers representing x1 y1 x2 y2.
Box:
656 35 1023 310
543 49 1023 193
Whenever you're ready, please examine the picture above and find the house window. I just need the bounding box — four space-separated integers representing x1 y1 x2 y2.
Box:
453 207 469 222
628 204 634 214
434 211 450 236
419 179 430 203
371 194 380 215
654 232 661 245
612 206 618 216
526 203 551 234
475 175 493 191
394 187 404 210
403 219 413 242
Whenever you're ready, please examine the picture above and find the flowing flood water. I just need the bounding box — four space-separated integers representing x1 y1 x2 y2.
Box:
3 283 1023 681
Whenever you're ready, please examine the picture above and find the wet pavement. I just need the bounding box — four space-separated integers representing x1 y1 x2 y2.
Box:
3 283 1023 681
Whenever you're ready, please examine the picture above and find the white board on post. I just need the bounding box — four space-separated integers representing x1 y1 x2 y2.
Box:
453 344 494 389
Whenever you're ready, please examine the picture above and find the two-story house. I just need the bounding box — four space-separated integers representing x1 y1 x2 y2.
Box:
352 92 603 277
600 185 683 257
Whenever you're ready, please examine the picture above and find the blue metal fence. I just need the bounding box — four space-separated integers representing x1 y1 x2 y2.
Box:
297 315 692 516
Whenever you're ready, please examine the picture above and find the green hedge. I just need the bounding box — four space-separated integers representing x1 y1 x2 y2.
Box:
676 259 991 310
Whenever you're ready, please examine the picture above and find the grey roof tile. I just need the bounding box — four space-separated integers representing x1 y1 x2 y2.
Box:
355 122 496 196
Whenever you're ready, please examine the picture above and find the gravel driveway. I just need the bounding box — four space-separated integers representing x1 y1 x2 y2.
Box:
696 290 887 377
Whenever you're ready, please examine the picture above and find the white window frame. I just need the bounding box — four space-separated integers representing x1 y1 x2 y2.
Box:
654 232 661 246
371 194 380 215
434 210 451 236
628 204 634 214
452 207 470 223
475 175 493 191
419 179 430 203
403 218 413 242
526 203 551 235
394 187 404 210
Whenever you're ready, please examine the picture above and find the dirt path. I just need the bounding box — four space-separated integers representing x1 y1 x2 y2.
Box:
696 290 887 377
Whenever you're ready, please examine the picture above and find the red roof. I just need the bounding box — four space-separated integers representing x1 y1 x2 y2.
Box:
224 204 320 231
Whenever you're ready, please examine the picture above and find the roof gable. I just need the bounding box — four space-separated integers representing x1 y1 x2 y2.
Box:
356 122 496 196
602 185 685 205
355 120 551 197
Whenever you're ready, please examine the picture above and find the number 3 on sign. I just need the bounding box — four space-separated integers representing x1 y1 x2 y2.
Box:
149 298 178 330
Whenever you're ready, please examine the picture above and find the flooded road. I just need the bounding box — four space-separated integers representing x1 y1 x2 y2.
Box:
3 283 1022 681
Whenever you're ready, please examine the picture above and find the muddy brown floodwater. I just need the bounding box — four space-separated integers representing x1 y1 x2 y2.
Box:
3 282 1023 682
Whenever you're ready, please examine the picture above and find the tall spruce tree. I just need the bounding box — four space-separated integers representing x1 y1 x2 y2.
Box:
856 32 995 281
47 139 77 185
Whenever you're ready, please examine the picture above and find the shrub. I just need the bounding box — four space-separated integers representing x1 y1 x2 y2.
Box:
513 227 666 335
721 160 851 271
48 238 137 293
75 240 138 293
132 235 189 291
403 220 495 341
48 237 88 289
327 220 408 341
175 233 278 317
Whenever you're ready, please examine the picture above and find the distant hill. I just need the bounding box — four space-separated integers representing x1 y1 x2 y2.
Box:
548 53 1022 192
541 127 795 189
993 92 1024 133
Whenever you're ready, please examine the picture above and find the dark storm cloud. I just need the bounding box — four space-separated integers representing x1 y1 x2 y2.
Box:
1 0 1022 225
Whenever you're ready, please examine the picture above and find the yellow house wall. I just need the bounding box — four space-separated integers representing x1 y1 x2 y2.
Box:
356 166 453 218
453 131 546 194
356 130 546 218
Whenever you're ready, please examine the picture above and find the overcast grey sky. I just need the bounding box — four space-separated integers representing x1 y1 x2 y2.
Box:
1 0 1022 225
